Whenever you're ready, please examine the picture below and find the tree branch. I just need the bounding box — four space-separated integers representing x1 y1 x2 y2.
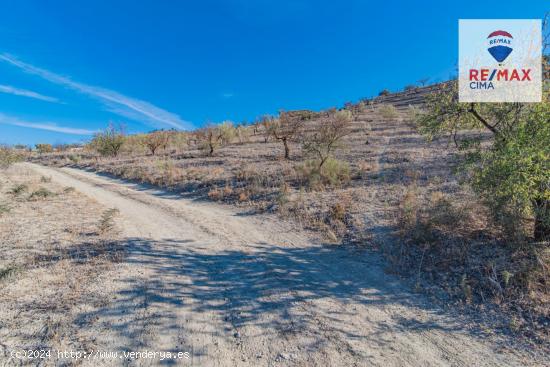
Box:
468 103 498 135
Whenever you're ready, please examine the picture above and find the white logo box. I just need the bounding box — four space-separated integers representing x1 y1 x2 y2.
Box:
459 19 542 102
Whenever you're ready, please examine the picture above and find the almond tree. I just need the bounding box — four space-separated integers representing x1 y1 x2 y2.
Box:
143 130 170 155
269 110 312 159
303 110 352 169
90 123 125 157
196 125 222 156
196 122 235 156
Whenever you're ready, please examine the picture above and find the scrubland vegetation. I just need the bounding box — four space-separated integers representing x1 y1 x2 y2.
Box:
14 55 549 348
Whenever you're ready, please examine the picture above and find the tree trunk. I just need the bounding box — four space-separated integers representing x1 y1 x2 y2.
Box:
283 138 290 159
209 144 214 156
318 157 328 169
534 198 550 241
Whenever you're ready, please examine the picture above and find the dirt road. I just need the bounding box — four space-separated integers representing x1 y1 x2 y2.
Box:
21 162 535 366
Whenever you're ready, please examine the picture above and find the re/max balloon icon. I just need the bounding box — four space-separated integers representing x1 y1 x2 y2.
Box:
487 30 513 63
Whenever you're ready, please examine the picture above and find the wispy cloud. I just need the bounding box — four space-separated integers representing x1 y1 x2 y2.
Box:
0 113 96 135
0 85 61 103
221 92 234 99
0 54 192 130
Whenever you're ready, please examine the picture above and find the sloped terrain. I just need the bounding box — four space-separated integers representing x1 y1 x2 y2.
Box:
22 85 549 363
0 161 536 366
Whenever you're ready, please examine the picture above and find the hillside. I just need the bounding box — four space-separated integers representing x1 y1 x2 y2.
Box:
25 84 549 358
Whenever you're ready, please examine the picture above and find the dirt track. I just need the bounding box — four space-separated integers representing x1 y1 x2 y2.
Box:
20 162 536 366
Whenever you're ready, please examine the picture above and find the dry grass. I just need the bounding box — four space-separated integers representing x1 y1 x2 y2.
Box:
0 165 124 354
393 182 549 346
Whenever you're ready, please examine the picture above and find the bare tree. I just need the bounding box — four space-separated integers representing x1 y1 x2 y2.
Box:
253 115 274 143
302 110 352 169
268 110 312 159
417 77 430 87
196 125 223 156
195 122 235 156
143 130 170 155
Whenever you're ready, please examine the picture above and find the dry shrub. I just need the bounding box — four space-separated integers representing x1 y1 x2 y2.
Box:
68 154 81 164
208 188 222 201
156 159 181 187
358 160 376 175
296 158 350 190
236 165 284 198
327 193 354 238
238 190 249 202
223 184 233 197
406 104 422 122
207 183 235 202
377 104 400 119
0 146 23 169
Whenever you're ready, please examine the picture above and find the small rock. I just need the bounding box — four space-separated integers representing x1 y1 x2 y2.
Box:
278 352 296 360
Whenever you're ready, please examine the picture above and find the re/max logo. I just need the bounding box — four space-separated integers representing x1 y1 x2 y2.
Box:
469 68 531 81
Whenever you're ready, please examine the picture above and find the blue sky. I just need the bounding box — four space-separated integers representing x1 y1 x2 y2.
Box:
0 1 548 145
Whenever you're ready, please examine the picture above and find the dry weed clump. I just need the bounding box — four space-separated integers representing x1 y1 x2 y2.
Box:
0 264 21 282
9 183 28 196
0 203 10 216
63 186 76 194
155 159 182 187
28 187 56 200
98 208 120 235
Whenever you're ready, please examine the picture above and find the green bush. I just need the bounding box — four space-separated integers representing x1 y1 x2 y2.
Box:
470 102 550 240
417 81 550 241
